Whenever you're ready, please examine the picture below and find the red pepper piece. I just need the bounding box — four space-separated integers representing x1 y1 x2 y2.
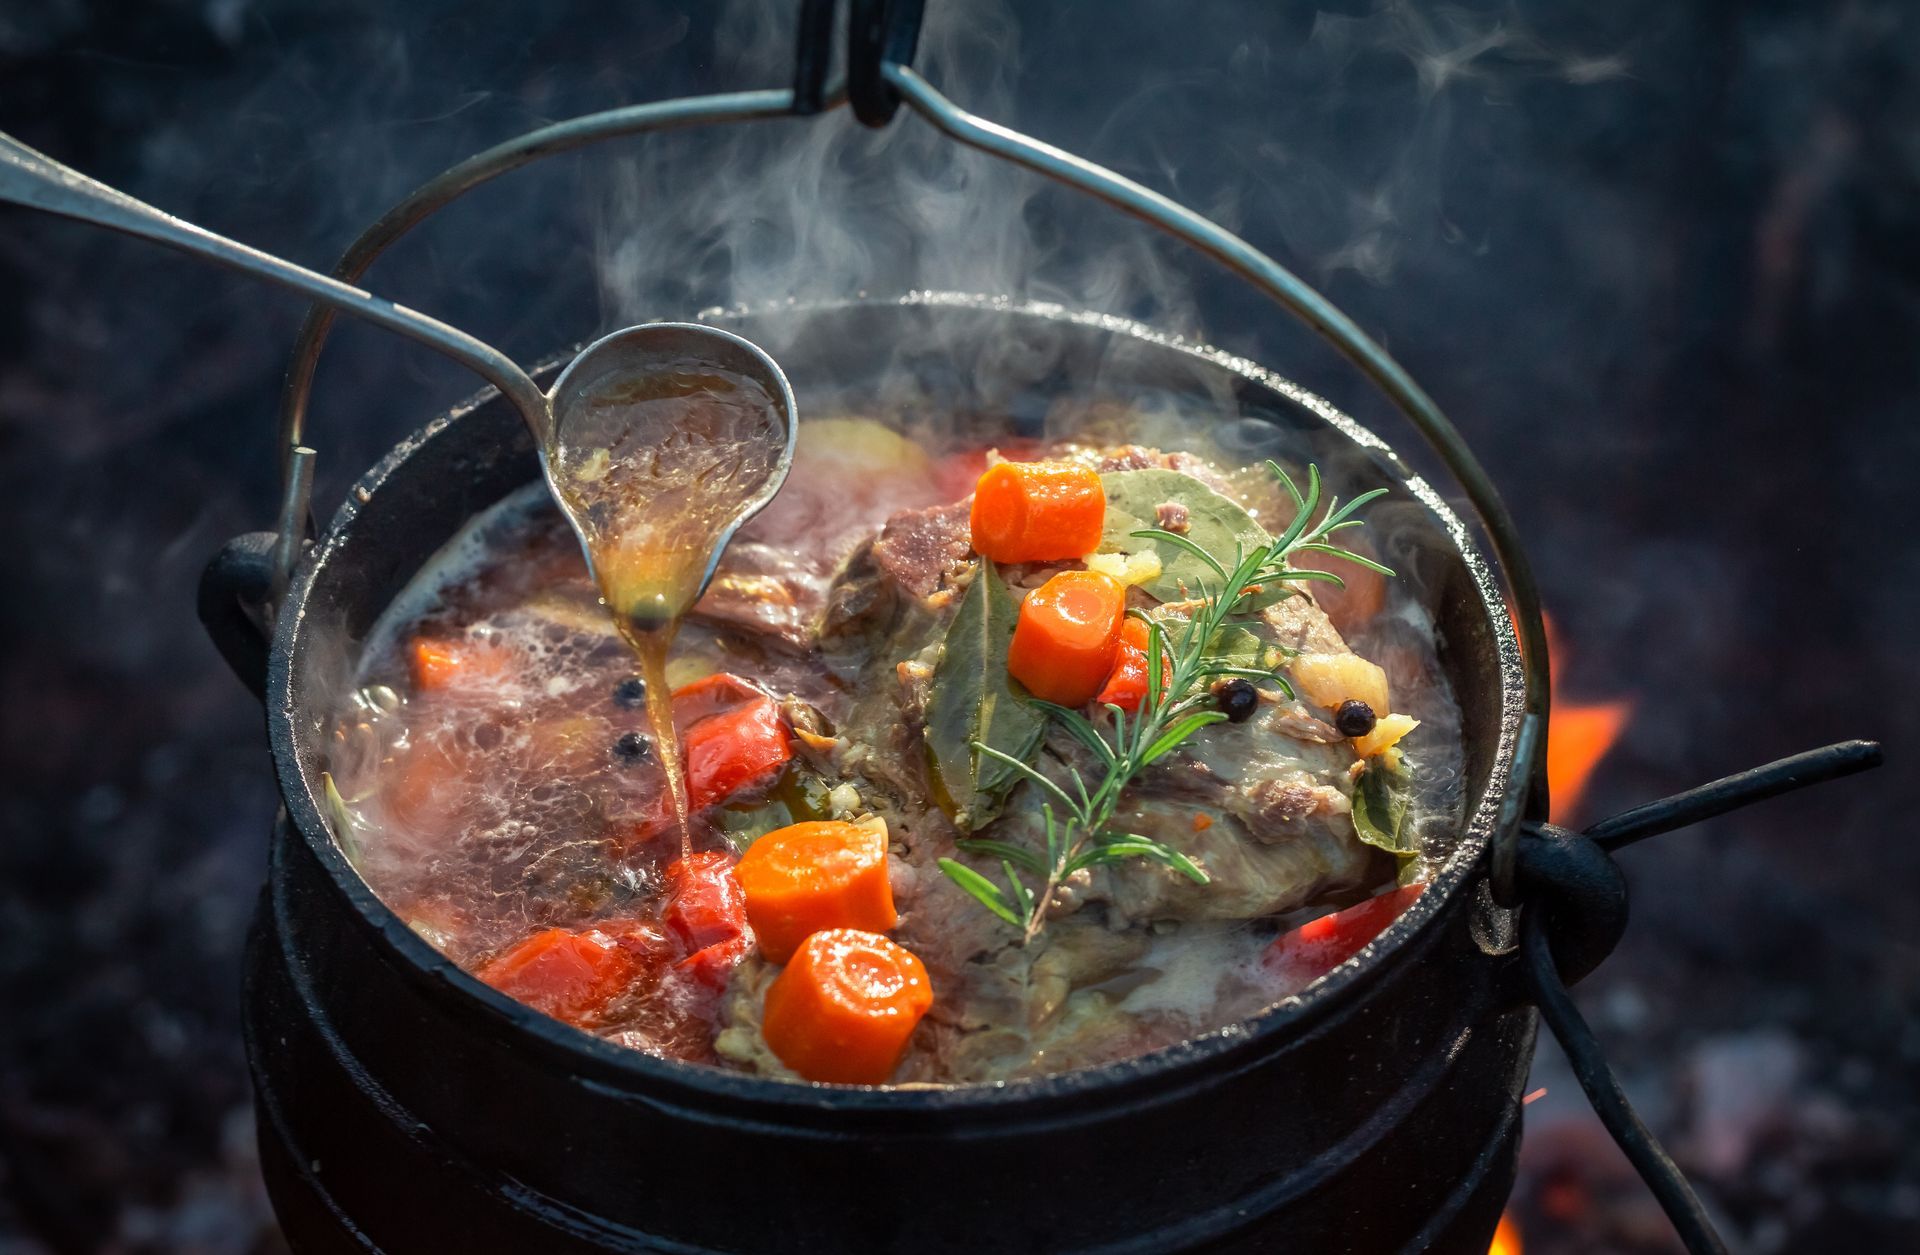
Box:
674 934 756 993
670 673 771 727
1263 883 1425 983
629 675 794 846
682 691 792 811
476 927 656 1028
662 852 751 952
1094 618 1168 715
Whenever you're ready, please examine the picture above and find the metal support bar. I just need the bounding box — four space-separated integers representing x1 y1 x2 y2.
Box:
1588 740 1883 853
1515 737 1883 1254
1514 822 1627 987
1523 915 1730 1255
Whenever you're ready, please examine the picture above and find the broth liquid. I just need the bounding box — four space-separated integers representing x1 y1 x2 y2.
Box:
548 365 784 857
631 624 689 857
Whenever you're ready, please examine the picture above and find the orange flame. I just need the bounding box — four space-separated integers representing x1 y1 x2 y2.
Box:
1488 1210 1523 1255
1542 613 1633 823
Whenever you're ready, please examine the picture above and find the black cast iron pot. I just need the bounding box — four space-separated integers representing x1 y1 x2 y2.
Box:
208 294 1532 1254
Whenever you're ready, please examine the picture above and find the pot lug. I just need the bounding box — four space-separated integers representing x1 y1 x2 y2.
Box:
200 531 278 701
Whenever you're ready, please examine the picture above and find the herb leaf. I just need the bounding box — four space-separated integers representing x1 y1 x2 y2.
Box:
1068 834 1211 884
937 857 1023 926
925 561 1048 830
1099 469 1271 603
955 838 1050 875
1351 756 1416 855
1202 622 1268 670
321 771 364 863
940 461 1398 941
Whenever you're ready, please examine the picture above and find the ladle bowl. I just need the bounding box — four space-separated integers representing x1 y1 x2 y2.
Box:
545 323 799 624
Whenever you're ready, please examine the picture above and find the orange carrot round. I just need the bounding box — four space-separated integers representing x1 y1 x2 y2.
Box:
735 821 897 964
969 461 1106 563
761 929 932 1084
1007 570 1126 706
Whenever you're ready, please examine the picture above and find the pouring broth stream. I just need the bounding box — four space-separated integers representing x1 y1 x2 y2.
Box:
548 364 786 856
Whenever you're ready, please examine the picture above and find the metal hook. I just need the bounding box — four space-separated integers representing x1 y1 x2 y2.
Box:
793 0 839 115
849 0 926 127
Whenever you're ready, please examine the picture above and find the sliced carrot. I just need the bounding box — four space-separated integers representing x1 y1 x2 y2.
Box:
735 821 896 964
1093 617 1173 714
761 929 933 1084
1008 570 1126 706
969 461 1106 563
409 635 513 693
476 927 650 1027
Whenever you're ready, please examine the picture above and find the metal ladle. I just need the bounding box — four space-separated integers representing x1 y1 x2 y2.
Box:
0 131 798 607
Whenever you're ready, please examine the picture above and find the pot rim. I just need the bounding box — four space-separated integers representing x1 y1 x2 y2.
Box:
267 290 1526 1113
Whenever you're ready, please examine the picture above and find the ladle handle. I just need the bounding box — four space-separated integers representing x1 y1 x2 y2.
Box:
0 131 550 443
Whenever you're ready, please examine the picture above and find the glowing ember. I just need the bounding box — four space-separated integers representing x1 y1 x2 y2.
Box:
1488 1209 1523 1255
1542 613 1634 822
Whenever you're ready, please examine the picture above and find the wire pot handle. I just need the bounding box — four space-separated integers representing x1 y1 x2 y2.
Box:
260 21 1552 835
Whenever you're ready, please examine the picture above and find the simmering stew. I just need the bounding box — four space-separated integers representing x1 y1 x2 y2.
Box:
325 412 1463 1084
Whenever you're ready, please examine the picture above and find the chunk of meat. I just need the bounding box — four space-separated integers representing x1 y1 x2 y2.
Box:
1154 500 1191 534
1089 445 1233 495
1270 702 1346 744
691 542 818 646
870 500 974 599
1241 776 1354 836
1261 588 1351 657
1095 445 1162 473
1096 798 1369 924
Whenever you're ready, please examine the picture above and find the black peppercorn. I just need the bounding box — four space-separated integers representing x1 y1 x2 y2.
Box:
612 676 646 708
1213 678 1259 722
1335 699 1377 738
612 731 651 762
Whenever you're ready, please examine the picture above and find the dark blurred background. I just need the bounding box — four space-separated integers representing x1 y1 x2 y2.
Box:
1 1 1915 1251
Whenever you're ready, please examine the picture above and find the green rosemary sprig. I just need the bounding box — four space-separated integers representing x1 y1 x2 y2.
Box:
938 462 1395 942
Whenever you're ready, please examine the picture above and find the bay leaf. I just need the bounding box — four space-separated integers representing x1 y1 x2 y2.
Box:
1099 469 1272 603
1351 756 1415 855
1203 622 1268 670
924 561 1047 831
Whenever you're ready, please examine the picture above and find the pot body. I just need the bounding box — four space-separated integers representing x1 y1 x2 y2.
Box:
243 296 1532 1254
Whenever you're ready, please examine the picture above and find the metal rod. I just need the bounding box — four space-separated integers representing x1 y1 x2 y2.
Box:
882 60 1553 878
1588 740 1883 853
1492 713 1544 906
1523 915 1730 1255
268 445 316 611
269 86 833 595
